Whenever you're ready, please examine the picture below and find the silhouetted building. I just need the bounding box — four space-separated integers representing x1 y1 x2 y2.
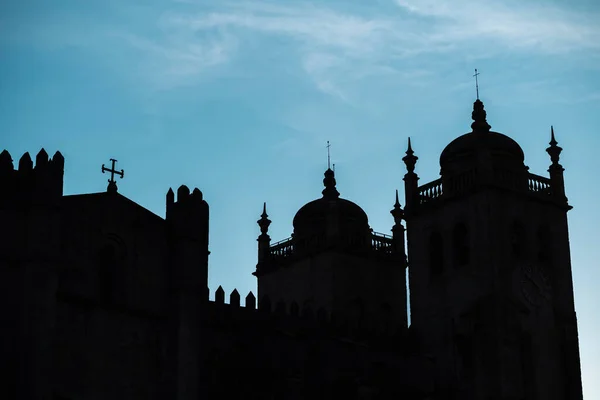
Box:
0 99 583 399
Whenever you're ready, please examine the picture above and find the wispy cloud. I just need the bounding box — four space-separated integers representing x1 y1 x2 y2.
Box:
141 0 600 96
12 1 598 97
394 0 600 53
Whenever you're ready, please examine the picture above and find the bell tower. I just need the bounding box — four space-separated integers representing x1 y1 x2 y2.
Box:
254 167 408 333
403 100 583 399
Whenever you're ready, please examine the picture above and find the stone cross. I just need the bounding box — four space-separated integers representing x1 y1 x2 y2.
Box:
102 158 124 193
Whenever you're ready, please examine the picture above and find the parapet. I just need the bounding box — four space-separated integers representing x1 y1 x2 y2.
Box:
207 286 407 344
165 185 209 242
0 149 64 208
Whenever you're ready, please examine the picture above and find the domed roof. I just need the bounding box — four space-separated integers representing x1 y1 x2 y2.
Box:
293 197 368 229
439 100 525 172
292 168 369 233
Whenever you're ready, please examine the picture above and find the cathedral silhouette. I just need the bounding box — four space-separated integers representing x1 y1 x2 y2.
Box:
0 99 583 399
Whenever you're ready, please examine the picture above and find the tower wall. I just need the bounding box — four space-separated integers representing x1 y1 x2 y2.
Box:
164 185 210 400
0 149 64 400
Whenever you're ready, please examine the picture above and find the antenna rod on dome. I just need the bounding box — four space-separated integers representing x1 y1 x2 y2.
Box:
327 141 331 170
473 68 481 100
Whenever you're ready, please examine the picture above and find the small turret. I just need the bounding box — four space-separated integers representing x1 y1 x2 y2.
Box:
390 190 408 269
166 184 209 290
546 126 567 202
164 183 210 399
0 148 64 399
257 202 272 266
402 138 419 214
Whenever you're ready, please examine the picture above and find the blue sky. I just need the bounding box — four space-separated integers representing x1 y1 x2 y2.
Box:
2 0 599 396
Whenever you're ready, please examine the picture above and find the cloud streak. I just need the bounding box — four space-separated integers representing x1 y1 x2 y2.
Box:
138 0 599 96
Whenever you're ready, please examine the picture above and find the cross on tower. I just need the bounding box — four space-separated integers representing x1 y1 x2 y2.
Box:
473 68 481 100
102 158 124 193
327 141 332 170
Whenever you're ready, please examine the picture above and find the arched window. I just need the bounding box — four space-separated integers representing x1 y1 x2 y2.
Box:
94 236 126 305
537 225 551 264
429 231 444 277
510 221 526 260
95 244 118 303
453 223 470 267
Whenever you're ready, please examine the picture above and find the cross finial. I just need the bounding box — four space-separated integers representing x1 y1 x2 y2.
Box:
473 68 481 100
101 158 124 193
327 141 331 169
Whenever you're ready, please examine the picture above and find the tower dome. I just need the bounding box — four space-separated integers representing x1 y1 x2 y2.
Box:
292 168 370 252
440 100 525 175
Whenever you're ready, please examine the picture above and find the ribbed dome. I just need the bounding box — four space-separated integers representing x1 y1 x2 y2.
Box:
440 100 525 173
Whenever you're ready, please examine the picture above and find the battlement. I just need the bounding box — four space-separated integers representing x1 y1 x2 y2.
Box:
165 185 209 242
0 149 64 208
208 286 404 342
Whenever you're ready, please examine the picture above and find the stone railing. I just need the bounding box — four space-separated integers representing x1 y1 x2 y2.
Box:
418 178 443 205
416 168 555 207
371 232 393 256
444 169 477 197
270 237 294 260
527 173 552 196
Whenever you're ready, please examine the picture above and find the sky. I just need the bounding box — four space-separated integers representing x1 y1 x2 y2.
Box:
1 0 599 396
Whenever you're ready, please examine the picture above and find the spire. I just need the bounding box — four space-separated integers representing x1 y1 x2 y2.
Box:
322 168 340 199
257 202 271 234
471 99 491 133
546 125 563 166
390 189 404 224
402 137 418 173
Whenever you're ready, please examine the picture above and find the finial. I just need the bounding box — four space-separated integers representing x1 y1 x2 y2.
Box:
258 202 271 234
471 99 491 133
322 168 340 199
546 126 562 166
102 158 124 193
550 125 558 146
261 202 268 218
327 141 331 169
402 137 418 173
473 68 480 100
391 189 404 223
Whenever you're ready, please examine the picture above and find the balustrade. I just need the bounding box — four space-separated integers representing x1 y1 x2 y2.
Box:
270 237 294 259
371 232 393 255
527 173 552 197
418 178 444 205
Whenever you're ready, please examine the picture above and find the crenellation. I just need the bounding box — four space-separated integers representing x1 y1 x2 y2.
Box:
35 148 49 168
0 149 13 171
191 187 203 201
245 292 256 310
176 184 190 202
215 286 225 304
204 290 403 341
0 149 64 209
230 289 240 308
18 152 33 171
